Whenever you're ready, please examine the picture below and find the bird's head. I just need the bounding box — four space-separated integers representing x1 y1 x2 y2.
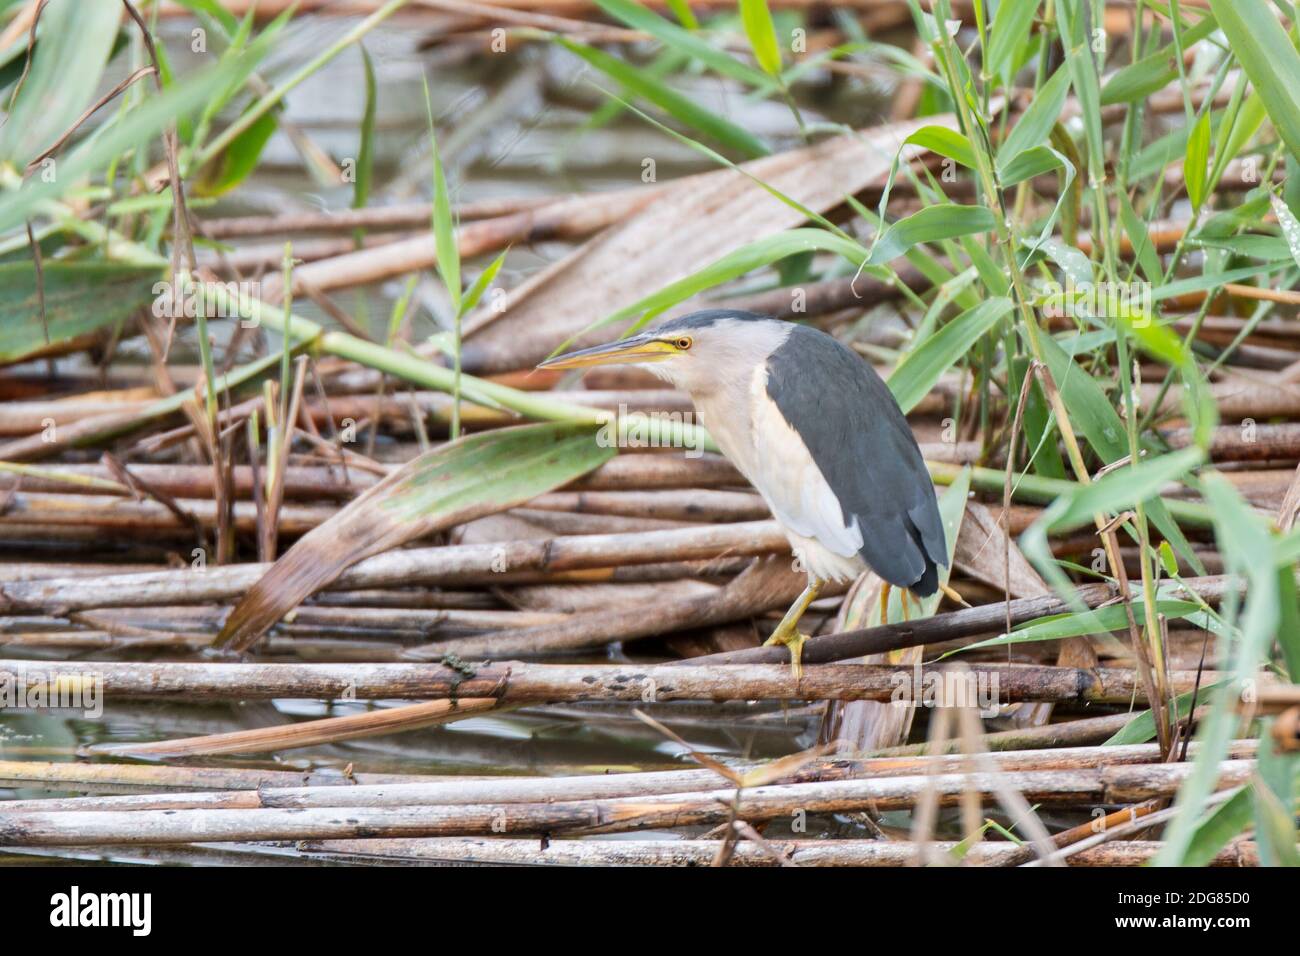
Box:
537 310 782 393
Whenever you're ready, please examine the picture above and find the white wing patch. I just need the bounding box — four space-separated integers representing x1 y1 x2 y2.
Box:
748 364 864 560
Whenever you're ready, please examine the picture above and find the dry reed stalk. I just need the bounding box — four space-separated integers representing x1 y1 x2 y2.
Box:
0 492 335 536
198 233 409 274
403 553 806 656
293 837 1259 867
0 762 1254 845
0 388 697 449
869 706 1211 756
198 195 560 239
0 463 371 499
0 632 429 658
527 488 769 522
37 604 569 643
1142 378 1300 421
0 454 745 501
88 698 500 758
499 507 695 534
0 658 1228 705
1 742 1255 813
257 188 661 300
1162 423 1300 462
0 521 791 612
685 572 1247 669
0 561 165 581
0 760 432 793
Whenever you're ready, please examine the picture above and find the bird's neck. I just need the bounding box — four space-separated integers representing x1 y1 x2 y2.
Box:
689 369 763 483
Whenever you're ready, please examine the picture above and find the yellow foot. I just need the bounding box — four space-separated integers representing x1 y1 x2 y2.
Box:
938 582 971 608
763 628 809 680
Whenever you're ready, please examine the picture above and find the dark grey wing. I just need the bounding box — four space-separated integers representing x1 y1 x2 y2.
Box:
764 324 947 594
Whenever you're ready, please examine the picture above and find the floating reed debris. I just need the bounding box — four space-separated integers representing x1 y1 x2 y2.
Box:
0 658 1231 706
0 761 1259 847
289 838 1261 868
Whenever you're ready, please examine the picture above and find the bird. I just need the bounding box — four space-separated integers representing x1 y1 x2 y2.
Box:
538 309 953 675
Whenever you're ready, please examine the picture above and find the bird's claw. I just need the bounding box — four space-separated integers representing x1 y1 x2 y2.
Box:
763 629 809 680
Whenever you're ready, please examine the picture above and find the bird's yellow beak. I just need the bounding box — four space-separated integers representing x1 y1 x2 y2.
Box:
537 336 677 370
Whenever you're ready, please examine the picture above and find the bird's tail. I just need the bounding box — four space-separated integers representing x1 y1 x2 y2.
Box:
902 508 946 597
910 556 939 597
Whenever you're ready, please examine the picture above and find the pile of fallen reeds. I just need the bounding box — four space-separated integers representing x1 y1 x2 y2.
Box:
1 0 1299 868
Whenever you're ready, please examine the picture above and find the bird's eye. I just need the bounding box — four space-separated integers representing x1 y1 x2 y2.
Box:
675 336 693 351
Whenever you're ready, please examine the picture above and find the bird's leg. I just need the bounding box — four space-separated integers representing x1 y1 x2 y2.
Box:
879 581 893 626
763 578 822 679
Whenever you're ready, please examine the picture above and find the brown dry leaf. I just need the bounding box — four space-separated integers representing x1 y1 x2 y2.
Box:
1277 461 1300 531
91 698 500 758
954 498 1050 599
460 117 944 373
215 422 615 652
